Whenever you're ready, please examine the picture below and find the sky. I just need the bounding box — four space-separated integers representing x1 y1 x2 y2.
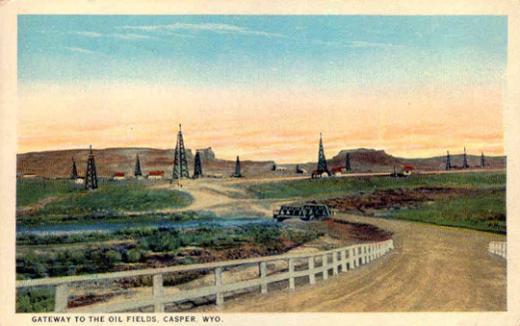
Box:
18 15 507 162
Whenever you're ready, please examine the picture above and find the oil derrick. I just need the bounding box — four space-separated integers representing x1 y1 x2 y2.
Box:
70 157 78 179
462 147 469 169
445 151 452 170
85 145 98 190
481 152 486 168
316 133 330 175
345 153 351 171
233 156 242 177
172 124 190 181
134 154 142 177
193 151 203 178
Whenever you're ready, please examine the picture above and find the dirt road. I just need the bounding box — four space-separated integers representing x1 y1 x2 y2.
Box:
207 214 506 312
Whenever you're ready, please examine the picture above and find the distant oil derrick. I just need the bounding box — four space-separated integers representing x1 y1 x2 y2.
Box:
70 157 78 180
233 156 242 177
172 124 190 182
481 152 486 168
445 150 452 170
85 145 98 190
134 154 142 177
193 150 203 178
462 147 469 169
316 133 331 176
345 152 351 171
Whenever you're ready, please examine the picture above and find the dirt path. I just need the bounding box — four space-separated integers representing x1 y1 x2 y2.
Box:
152 179 293 217
202 214 506 312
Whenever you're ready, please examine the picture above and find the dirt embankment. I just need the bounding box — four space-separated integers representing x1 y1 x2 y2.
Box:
323 187 484 214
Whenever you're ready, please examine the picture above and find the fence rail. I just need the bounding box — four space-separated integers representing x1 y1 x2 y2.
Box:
16 239 394 313
489 241 506 259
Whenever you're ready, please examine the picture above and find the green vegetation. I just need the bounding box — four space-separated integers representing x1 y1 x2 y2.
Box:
246 172 505 199
17 179 77 207
16 287 54 313
16 223 321 280
39 183 193 215
16 179 193 225
385 189 506 233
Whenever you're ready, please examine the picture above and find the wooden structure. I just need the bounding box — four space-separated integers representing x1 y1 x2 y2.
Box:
16 239 394 313
273 203 333 222
84 145 98 190
489 241 506 259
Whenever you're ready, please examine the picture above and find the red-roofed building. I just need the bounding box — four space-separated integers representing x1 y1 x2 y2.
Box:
148 170 164 180
113 172 125 180
331 166 346 176
402 164 415 176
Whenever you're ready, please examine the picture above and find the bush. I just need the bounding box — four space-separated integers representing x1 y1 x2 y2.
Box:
124 249 142 263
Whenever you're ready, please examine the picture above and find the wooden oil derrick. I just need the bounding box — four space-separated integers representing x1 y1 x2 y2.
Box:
462 147 469 169
172 124 190 182
345 152 351 171
481 152 486 168
233 156 242 177
316 133 330 176
445 150 452 170
70 157 78 180
85 145 98 190
134 154 142 177
193 151 203 178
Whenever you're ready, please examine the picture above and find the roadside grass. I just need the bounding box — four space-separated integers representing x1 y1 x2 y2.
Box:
384 189 506 234
246 172 506 200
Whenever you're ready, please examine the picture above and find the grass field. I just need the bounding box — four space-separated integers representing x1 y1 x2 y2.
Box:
17 179 193 224
246 171 506 233
16 179 77 207
246 172 505 199
385 189 506 233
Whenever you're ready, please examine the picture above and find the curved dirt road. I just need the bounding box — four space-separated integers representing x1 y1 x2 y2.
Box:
208 214 506 312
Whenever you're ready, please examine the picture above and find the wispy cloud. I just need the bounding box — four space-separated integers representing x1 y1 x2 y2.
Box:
119 22 285 38
349 40 406 49
71 31 154 41
63 46 98 55
73 31 103 38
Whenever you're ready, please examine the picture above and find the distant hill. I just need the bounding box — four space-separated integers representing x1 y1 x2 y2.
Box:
17 147 506 178
17 147 274 178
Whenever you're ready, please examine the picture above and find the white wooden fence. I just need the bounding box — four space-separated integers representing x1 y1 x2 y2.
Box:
16 239 394 313
488 241 506 259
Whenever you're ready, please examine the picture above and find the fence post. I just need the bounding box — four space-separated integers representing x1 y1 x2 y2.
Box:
332 251 339 276
288 258 295 290
308 256 316 285
54 284 68 313
260 262 268 294
153 274 164 312
341 250 347 272
352 248 357 268
322 254 328 280
215 267 224 306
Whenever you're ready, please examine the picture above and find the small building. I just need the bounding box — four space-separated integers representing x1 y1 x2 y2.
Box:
148 170 164 180
311 170 330 178
275 166 288 171
74 177 85 185
402 164 415 176
22 173 37 179
331 167 346 176
112 172 126 181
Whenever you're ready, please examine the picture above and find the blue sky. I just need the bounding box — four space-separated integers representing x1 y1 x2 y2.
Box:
17 16 507 160
18 15 507 89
